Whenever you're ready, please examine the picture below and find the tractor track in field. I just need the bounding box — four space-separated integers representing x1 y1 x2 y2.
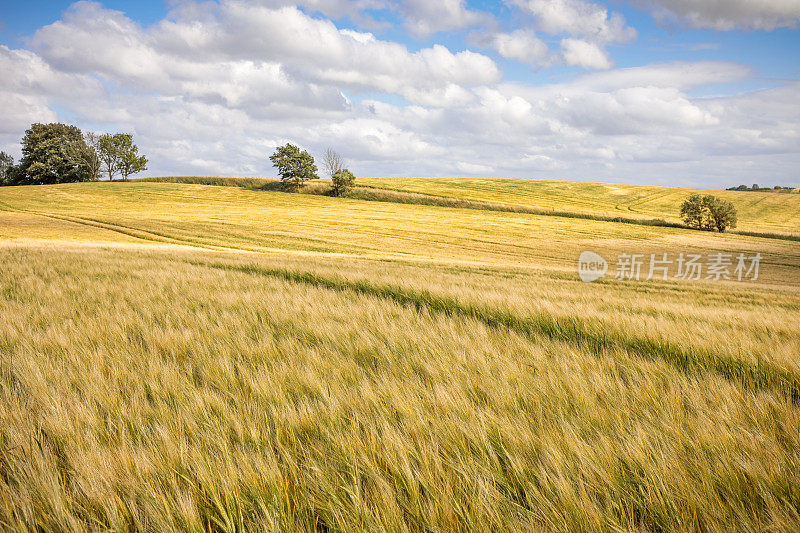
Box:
191 259 800 405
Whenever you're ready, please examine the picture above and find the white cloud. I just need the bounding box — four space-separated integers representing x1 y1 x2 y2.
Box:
512 0 637 43
639 0 800 31
556 61 753 91
456 161 495 174
1 2 798 187
560 38 612 69
396 0 492 37
31 1 500 105
508 0 635 71
490 29 553 68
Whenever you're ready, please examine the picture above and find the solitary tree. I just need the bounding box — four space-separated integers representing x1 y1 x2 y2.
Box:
331 168 356 196
680 194 737 232
13 123 91 185
0 152 13 185
269 144 318 190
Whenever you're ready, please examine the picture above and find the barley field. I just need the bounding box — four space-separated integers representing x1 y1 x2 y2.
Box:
1 179 799 531
359 177 800 236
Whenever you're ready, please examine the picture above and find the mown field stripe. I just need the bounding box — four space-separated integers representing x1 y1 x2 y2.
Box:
196 260 800 403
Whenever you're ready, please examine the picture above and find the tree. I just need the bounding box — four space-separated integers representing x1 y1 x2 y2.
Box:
0 152 13 185
331 168 356 196
98 134 121 181
269 144 318 190
705 195 737 232
680 194 737 232
65 132 102 181
115 134 148 181
13 123 91 185
322 148 344 180
98 133 147 181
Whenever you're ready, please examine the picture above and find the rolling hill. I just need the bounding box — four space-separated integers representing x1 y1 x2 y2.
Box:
1 178 799 531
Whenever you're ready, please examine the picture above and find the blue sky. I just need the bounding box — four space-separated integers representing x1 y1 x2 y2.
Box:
1 0 799 187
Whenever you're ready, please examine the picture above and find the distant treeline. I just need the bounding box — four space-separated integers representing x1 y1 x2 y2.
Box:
727 184 799 193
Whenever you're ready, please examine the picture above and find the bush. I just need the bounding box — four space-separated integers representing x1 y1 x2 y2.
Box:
269 144 318 191
680 194 737 232
331 169 356 196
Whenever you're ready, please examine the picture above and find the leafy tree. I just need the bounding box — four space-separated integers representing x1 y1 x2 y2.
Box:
98 133 147 181
65 132 102 181
0 152 13 185
98 134 119 180
269 144 318 190
115 134 148 181
331 168 356 196
13 123 91 185
705 195 737 232
680 194 737 232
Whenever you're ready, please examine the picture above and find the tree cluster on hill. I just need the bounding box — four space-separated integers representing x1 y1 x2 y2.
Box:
270 144 356 195
680 194 737 232
727 183 799 193
0 123 147 186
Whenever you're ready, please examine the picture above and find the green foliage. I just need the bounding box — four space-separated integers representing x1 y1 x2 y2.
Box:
98 134 120 180
65 132 102 181
727 184 796 193
269 143 318 190
680 194 737 232
117 135 148 181
680 194 708 229
98 133 147 181
12 123 91 185
331 168 356 196
0 152 13 185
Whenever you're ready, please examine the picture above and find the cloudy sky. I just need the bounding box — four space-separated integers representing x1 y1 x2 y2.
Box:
1 0 799 187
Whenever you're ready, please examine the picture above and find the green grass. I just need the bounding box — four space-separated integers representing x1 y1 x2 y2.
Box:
1 178 799 531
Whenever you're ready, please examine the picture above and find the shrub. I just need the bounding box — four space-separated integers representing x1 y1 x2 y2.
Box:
269 144 318 191
331 169 356 196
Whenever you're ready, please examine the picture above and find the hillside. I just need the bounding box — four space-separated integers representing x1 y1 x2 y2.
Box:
359 177 800 235
1 179 799 531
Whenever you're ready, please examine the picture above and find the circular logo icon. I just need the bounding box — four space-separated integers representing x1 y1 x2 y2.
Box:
578 251 607 282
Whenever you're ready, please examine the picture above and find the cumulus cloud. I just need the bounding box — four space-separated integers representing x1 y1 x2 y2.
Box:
507 0 636 70
489 29 554 68
560 38 612 69
32 1 500 106
639 0 800 31
512 0 637 43
0 45 101 136
1 1 798 187
397 0 492 37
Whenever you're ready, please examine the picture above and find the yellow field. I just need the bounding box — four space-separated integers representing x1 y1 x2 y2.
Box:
360 177 800 235
1 179 799 531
